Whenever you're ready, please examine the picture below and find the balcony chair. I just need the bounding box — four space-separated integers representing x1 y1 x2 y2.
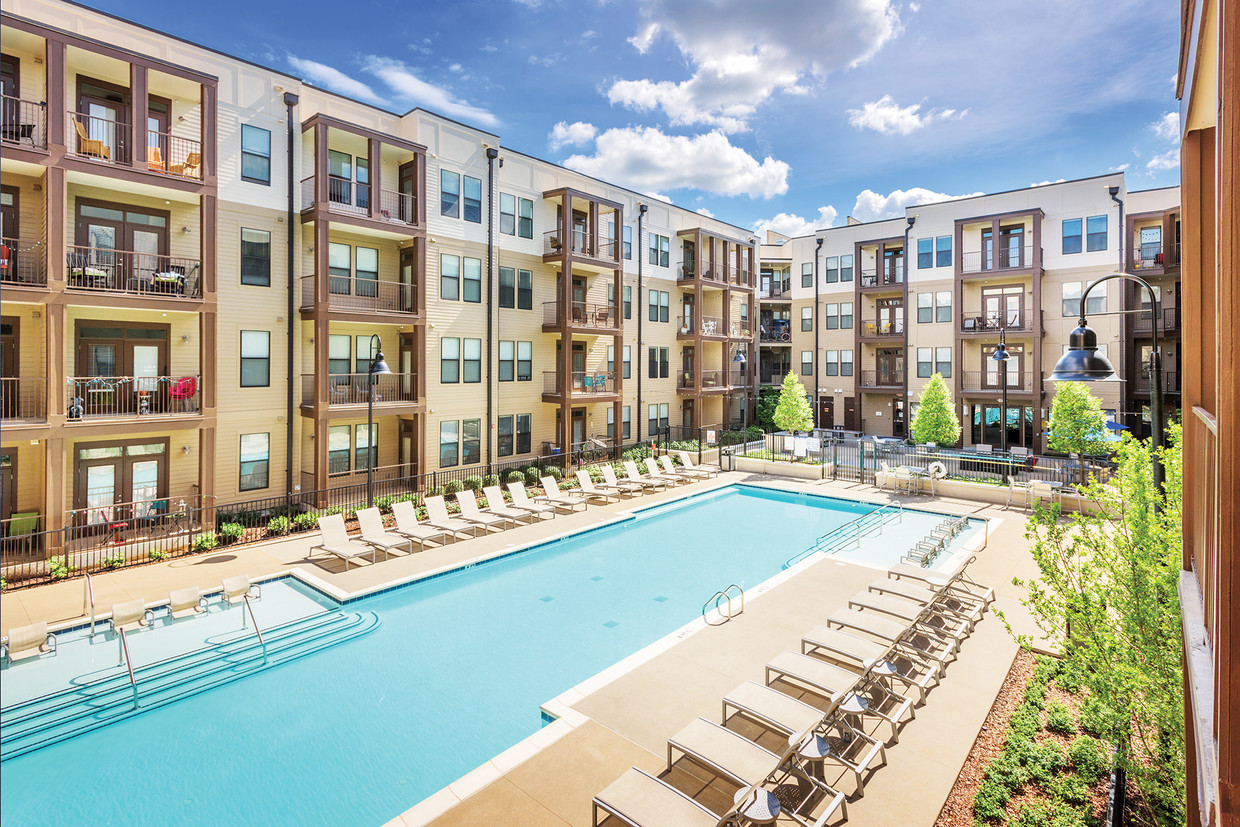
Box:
147 145 164 172
72 118 110 160
168 377 197 412
169 152 202 178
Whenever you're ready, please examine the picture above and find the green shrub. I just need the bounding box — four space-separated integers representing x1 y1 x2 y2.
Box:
622 446 652 462
1078 695 1116 739
1049 774 1091 806
443 479 464 495
1055 659 1084 694
1034 655 1061 685
374 495 395 514
148 549 169 562
973 778 1011 823
483 474 500 488
1045 700 1077 735
193 532 219 552
1023 678 1048 710
1009 702 1043 741
1025 740 1067 785
218 522 245 545
266 515 292 536
101 554 125 569
463 475 484 492
506 470 526 484
544 466 562 481
425 485 445 499
1012 802 1052 827
984 751 1029 793
293 511 319 532
1 576 7 590
1067 736 1107 783
524 467 541 486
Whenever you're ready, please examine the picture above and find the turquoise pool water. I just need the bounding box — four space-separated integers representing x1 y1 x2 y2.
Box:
0 485 981 825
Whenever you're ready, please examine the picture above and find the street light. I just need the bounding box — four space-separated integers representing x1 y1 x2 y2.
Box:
365 333 391 507
733 347 747 429
1047 272 1164 495
991 327 1010 453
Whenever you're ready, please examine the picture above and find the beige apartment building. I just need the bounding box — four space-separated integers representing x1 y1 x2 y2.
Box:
758 176 1181 451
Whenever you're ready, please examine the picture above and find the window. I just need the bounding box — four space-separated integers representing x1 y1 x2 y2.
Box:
355 423 377 470
621 406 631 439
606 407 615 439
516 413 531 453
648 290 669 322
355 247 378 297
917 238 933 269
1062 281 1106 316
498 415 529 455
801 262 813 288
917 347 933 378
648 289 658 321
647 346 669 379
517 269 533 310
840 254 854 282
463 176 482 223
623 285 632 319
499 193 516 235
936 236 952 267
463 257 482 303
649 404 659 437
936 347 952 377
648 403 669 435
660 291 669 322
517 198 533 238
840 349 854 377
825 256 839 283
648 233 670 267
623 346 631 379
240 125 270 184
840 301 853 329
328 334 351 375
440 337 460 383
824 303 839 330
917 293 933 324
328 242 351 293
440 170 460 217
462 419 481 465
440 254 460 300
328 425 352 474
499 341 514 381
439 421 458 467
1062 218 1083 254
499 266 515 308
801 306 813 331
606 345 615 375
825 349 839 376
239 433 269 491
935 291 952 323
354 335 378 374
623 225 632 260
1086 215 1107 252
463 338 482 383
801 351 813 375
240 228 271 286
240 330 269 387
517 341 532 381
498 415 514 456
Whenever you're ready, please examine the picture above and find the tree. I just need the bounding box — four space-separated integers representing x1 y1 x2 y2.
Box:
1047 381 1112 485
910 372 961 446
1002 427 1184 825
755 385 780 432
773 372 813 434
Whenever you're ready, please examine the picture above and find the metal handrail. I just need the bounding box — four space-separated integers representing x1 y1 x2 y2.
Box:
243 594 267 665
785 503 903 569
702 583 745 625
84 573 96 636
118 628 138 710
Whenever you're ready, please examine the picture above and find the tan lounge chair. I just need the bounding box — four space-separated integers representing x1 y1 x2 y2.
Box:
766 650 912 744
887 558 995 608
575 470 621 503
825 607 958 669
455 490 510 531
423 495 481 538
109 598 154 633
1 621 57 664
599 465 646 496
676 450 719 477
220 575 261 605
591 767 721 827
481 486 537 525
621 460 667 491
167 586 209 620
800 625 940 702
312 514 378 571
868 576 983 631
390 499 449 549
642 457 686 486
659 454 707 480
504 482 556 520
356 507 413 558
847 590 972 645
538 476 588 512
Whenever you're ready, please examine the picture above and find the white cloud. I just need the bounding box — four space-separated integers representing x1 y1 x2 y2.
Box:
1146 148 1180 172
1109 163 1131 172
564 127 789 198
362 57 499 128
448 63 463 73
548 121 598 150
695 207 715 218
481 44 499 53
850 187 980 223
751 206 839 238
610 0 900 132
846 95 966 136
288 56 385 106
1152 110 1179 142
1030 178 1066 187
529 54 562 68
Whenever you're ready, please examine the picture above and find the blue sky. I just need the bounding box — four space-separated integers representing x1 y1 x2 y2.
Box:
87 0 1181 235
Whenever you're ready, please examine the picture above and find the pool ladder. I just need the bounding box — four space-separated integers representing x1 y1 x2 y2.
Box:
702 584 745 626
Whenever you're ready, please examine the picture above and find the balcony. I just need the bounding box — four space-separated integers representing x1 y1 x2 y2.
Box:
299 176 419 227
2 96 47 149
959 310 1033 334
758 279 792 300
728 266 754 289
676 370 731 393
1 237 48 286
859 265 904 288
759 323 792 344
67 246 202 299
1 377 46 421
67 110 131 166
1130 243 1181 273
859 319 904 339
759 366 790 384
960 245 1036 275
1133 306 1181 334
541 370 617 400
67 376 201 421
543 228 616 262
1134 370 1181 394
302 373 421 408
960 371 1034 393
861 369 904 389
144 128 203 180
300 276 417 316
677 314 727 338
541 300 620 332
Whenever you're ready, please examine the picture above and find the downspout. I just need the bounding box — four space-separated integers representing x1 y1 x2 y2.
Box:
1109 185 1124 273
1108 184 1126 430
903 214 916 440
813 237 823 428
283 92 298 494
485 146 500 466
636 203 647 442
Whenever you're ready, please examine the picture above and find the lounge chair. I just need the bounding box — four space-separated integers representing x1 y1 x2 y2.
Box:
887 557 995 608
356 507 414 557
800 624 941 701
109 598 154 632
826 607 958 668
220 575 261 605
455 490 511 531
537 476 588 512
312 514 378 571
676 450 719 477
591 767 721 827
423 496 482 538
766 651 912 744
504 482 557 520
599 465 646 496
480 486 537 525
846 592 971 651
167 587 209 620
574 470 621 503
387 500 449 549
1 621 57 664
868 576 984 631
642 457 686 485
621 461 667 491
660 454 708 480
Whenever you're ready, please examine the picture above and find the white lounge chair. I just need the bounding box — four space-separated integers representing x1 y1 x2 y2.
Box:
660 454 707 480
455 490 511 531
868 576 984 631
356 507 414 557
390 499 449 549
423 495 482 538
676 450 719 477
574 470 621 503
109 598 154 633
800 625 940 701
504 482 556 520
826 607 958 668
887 558 995 608
537 476 588 512
643 457 686 485
599 465 646 496
621 460 668 491
220 575 261 605
1 621 57 664
167 586 208 620
766 650 912 745
591 767 721 827
481 486 537 525
847 591 972 652
312 514 379 570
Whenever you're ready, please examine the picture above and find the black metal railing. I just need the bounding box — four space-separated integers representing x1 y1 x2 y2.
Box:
1131 242 1180 271
542 300 619 328
961 244 1036 274
959 310 1031 333
0 237 47 285
542 370 617 396
302 373 420 407
861 369 904 387
68 110 130 164
67 245 202 297
2 95 46 148
860 319 904 337
300 275 417 314
67 376 201 420
858 264 904 287
144 128 203 179
1 376 46 420
543 229 616 260
960 371 1033 392
1133 306 1180 333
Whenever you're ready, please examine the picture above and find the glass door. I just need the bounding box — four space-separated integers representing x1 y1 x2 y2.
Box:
399 248 415 312
130 459 160 515
328 150 353 207
84 464 118 525
1000 226 1024 268
877 348 903 385
399 334 415 400
571 342 585 390
398 161 417 223
132 344 160 412
130 228 161 291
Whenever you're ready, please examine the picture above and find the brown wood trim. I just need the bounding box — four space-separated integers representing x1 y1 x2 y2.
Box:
540 186 625 211
952 207 1045 227
70 434 169 510
62 414 210 437
72 195 171 249
44 436 65 532
130 64 148 172
201 82 217 182
45 301 65 418
296 205 424 238
299 113 426 154
198 425 215 504
199 309 216 411
58 156 214 195
45 38 66 157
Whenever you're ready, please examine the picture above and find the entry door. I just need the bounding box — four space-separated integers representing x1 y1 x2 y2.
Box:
398 161 417 223
398 418 417 477
571 277 587 321
877 349 903 385
0 452 13 522
399 248 416 312
571 342 585 388
399 334 415 400
1 185 17 243
1000 227 1024 267
78 87 128 162
1 316 15 419
79 454 122 523
982 288 1024 328
818 397 834 429
129 225 162 286
572 210 589 255
682 400 693 430
570 409 586 447
80 212 120 287
876 299 902 334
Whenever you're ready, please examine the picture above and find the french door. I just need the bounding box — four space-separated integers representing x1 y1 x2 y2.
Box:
74 441 168 524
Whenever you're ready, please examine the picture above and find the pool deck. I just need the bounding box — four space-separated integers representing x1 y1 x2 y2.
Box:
1 472 1045 827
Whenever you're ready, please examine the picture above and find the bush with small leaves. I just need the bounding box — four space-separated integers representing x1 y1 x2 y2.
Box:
1055 660 1084 694
483 474 500 488
1012 802 1053 827
443 479 464 495
148 549 169 562
524 467 541 486
218 522 245 545
1024 678 1048 710
1078 695 1117 739
1045 700 1077 735
1049 773 1091 806
292 511 319 532
983 751 1029 793
374 495 395 514
972 778 1011 823
266 515 292 536
1034 655 1060 684
544 466 563 481
1009 702 1043 741
425 486 445 499
463 475 484 492
1067 736 1107 783
101 554 125 569
1025 740 1067 786
507 470 526 484
193 532 219 553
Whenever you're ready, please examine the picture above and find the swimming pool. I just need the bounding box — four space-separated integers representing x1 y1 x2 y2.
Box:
0 485 982 825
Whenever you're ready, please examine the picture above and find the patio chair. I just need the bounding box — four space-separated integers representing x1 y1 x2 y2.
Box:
355 507 414 558
600 464 647 496
868 577 984 631
312 514 378 571
504 482 557 520
826 607 959 667
676 450 719 476
168 377 197 412
886 558 995 609
878 461 895 491
893 466 917 495
220 575 261 605
482 485 538 524
574 470 621 503
765 651 912 745
169 151 202 178
800 624 940 701
643 457 687 485
454 490 511 532
390 499 450 549
538 476 589 512
423 496 482 538
72 117 110 159
109 599 155 633
1030 480 1059 508
621 461 667 491
1 621 57 665
660 454 708 480
591 767 720 827
847 591 972 649
167 586 209 620
1007 478 1032 510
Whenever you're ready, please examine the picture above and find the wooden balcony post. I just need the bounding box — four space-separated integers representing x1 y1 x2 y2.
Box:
131 63 148 171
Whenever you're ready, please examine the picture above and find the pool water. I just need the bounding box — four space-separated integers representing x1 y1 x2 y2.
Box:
0 485 981 826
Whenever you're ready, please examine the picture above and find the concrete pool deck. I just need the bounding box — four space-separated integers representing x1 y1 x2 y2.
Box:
1 472 1045 826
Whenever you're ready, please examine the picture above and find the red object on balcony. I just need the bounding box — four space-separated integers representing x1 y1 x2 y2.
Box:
168 376 197 411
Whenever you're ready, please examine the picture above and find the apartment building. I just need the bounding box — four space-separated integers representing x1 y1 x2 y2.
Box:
758 175 1181 452
0 0 757 535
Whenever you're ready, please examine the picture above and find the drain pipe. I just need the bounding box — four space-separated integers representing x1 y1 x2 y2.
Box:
636 202 647 443
902 214 916 441
813 236 823 429
283 92 298 494
1109 185 1124 273
485 146 500 466
1107 184 1127 432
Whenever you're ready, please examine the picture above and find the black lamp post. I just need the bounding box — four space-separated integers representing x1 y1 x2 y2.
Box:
1047 272 1164 495
992 327 1010 454
365 333 391 507
733 346 747 428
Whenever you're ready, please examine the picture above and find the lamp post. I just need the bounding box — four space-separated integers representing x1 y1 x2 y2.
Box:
1047 272 1164 496
733 346 747 429
365 333 392 507
992 327 1010 454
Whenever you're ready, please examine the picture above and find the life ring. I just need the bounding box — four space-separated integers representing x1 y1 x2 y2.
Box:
928 461 948 479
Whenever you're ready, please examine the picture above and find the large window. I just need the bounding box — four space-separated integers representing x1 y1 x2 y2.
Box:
463 175 482 223
440 337 460 383
462 419 481 465
239 433 269 491
440 169 460 218
328 425 352 474
623 285 632 319
241 125 271 185
463 257 482 303
839 301 853 328
623 346 631 379
917 292 933 324
517 341 531 381
499 193 516 235
917 347 933 378
355 423 377 471
240 330 270 387
354 335 378 374
463 338 482 383
1086 214 1107 252
240 228 271 286
517 269 533 310
801 306 813 331
648 233 670 267
1062 281 1106 316
840 349 854 377
824 303 839 330
648 403 669 436
516 413 531 453
498 414 531 456
801 262 813 288
825 349 839 376
439 421 458 467
1062 218 1083 254
499 266 515 308
623 226 632 260
936 347 952 377
648 346 669 379
917 238 933 269
517 197 533 238
648 289 669 322
825 256 839 283
801 351 813 376
440 254 460 300
328 334 351 374
497 415 514 456
499 341 515 381
935 290 952 323
355 246 378 297
936 235 952 267
840 254 854 282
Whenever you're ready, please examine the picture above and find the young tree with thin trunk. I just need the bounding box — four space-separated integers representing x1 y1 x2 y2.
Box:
911 372 961 447
773 372 813 435
1047 381 1112 485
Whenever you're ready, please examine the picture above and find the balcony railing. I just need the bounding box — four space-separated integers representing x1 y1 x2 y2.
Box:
961 244 1036 274
731 320 753 339
1134 370 1181 394
860 319 904 337
861 369 904 388
2 96 46 149
543 229 616 260
960 371 1033 392
328 175 370 215
378 188 418 225
677 314 726 336
542 370 617 397
300 176 419 226
67 246 202 298
758 279 792 299
730 368 748 387
1133 306 1181 333
759 366 790 384
1 237 48 286
300 275 417 314
959 310 1032 333
759 324 792 343
302 373 420 407
144 129 202 179
1 377 46 420
728 266 753 288
542 300 619 329
68 110 130 165
677 369 728 390
859 265 904 287
1131 242 1181 271
67 376 201 421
